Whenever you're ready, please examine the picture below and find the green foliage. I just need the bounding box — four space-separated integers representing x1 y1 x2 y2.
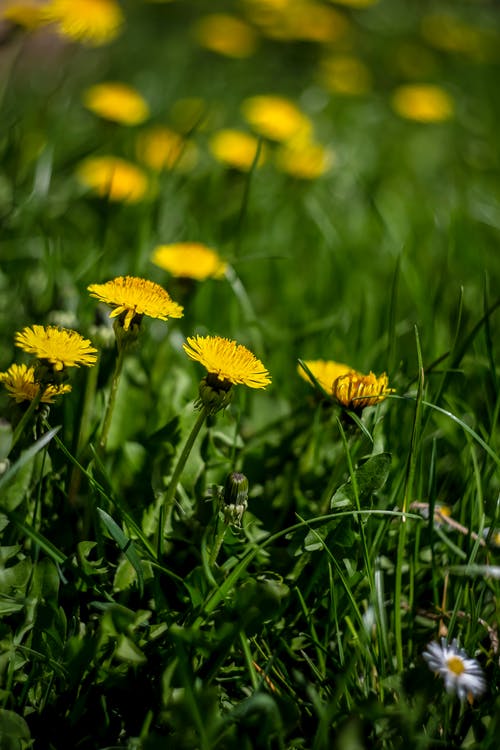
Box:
0 0 500 748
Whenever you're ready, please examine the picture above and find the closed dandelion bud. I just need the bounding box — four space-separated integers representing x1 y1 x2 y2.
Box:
223 471 248 526
197 375 233 415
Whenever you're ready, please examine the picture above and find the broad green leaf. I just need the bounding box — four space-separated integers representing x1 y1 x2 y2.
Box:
97 507 144 595
330 452 392 508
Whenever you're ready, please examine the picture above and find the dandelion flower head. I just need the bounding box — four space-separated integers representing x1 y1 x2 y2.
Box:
183 335 271 389
194 13 258 58
299 359 352 393
0 363 72 403
15 326 98 372
275 139 334 180
152 243 228 281
209 129 266 172
136 126 197 172
2 2 46 29
423 638 486 702
88 276 184 332
332 368 394 410
83 82 149 125
391 84 454 123
40 0 124 46
319 55 372 96
76 156 150 203
241 95 312 142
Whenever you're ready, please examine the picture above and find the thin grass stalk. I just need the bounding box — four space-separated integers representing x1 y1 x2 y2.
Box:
11 388 44 451
394 325 424 671
99 345 126 452
160 405 209 546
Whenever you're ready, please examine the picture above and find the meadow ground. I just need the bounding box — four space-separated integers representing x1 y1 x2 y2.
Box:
1 1 500 748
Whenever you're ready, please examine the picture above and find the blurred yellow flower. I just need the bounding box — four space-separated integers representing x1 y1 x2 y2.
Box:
194 13 258 58
170 97 208 133
275 139 334 179
2 2 45 29
332 369 394 410
0 363 72 403
391 84 454 123
83 82 149 125
267 2 349 43
136 126 197 172
88 276 183 332
299 359 352 392
15 326 98 371
242 95 312 142
319 55 372 95
152 243 227 281
40 0 123 46
330 0 378 7
209 129 266 171
183 335 271 389
76 156 150 203
421 14 493 59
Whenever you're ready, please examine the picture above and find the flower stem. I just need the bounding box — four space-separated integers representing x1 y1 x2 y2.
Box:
99 345 126 452
160 406 208 543
209 517 228 567
10 388 44 451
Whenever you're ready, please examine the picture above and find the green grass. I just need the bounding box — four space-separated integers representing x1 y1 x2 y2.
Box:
1 1 500 748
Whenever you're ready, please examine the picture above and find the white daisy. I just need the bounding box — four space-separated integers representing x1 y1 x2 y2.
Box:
423 638 486 702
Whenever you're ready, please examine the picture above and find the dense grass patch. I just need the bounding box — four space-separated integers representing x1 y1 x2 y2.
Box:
1 1 500 748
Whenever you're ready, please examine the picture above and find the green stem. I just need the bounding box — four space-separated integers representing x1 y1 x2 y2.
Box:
160 406 208 542
209 517 228 567
68 353 100 506
99 346 126 452
11 388 44 451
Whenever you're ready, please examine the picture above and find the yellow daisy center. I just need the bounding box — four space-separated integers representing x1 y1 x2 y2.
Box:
447 656 466 676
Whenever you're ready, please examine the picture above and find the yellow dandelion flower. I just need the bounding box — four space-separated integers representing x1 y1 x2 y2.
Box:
83 82 149 125
299 359 352 392
183 335 271 389
391 84 454 123
87 276 183 332
40 0 124 46
332 369 394 410
2 2 45 29
15 326 98 372
267 2 348 43
275 138 334 180
241 95 312 142
152 243 228 281
209 129 266 171
76 156 150 203
319 55 372 96
136 126 198 172
0 363 72 404
194 14 258 59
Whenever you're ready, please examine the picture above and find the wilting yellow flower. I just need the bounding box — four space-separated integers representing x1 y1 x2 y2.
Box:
391 84 454 123
299 359 352 392
209 129 266 171
83 82 149 125
136 126 197 172
2 2 45 29
152 243 227 281
88 276 183 332
183 335 271 389
241 95 312 142
319 55 372 96
76 156 150 203
0 363 72 404
275 139 334 180
15 326 98 371
40 0 123 46
332 369 394 410
194 13 258 58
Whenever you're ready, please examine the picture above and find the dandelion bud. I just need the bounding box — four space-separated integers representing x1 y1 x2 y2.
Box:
223 471 248 526
196 375 233 415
